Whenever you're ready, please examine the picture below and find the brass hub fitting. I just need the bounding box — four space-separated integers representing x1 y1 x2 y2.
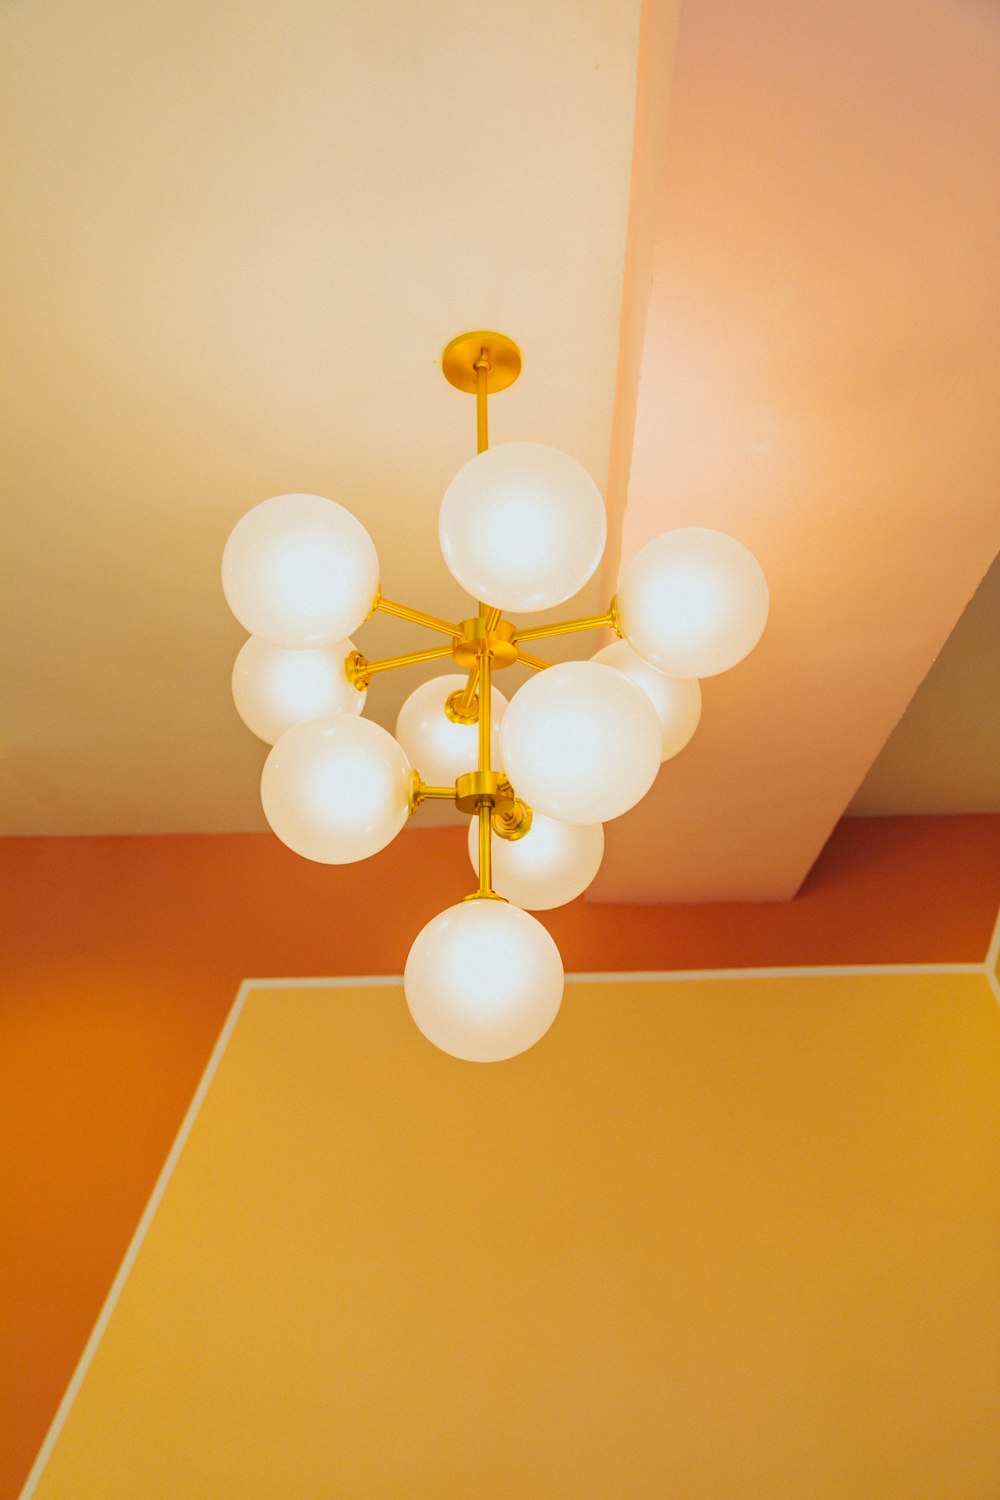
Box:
453 772 532 841
451 617 518 671
454 769 508 815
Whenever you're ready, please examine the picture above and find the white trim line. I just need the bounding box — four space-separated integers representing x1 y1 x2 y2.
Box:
566 963 984 982
241 974 403 990
984 905 1000 1008
18 982 253 1500
238 963 985 988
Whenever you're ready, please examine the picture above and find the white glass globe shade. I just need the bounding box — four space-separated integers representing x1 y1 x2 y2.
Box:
617 527 768 677
222 492 379 648
438 442 607 612
468 812 604 910
395 674 507 786
499 660 661 824
232 635 365 744
261 713 410 864
592 640 702 763
404 898 563 1062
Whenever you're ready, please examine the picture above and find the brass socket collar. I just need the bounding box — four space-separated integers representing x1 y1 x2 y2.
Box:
492 797 532 842
444 688 479 725
345 650 370 690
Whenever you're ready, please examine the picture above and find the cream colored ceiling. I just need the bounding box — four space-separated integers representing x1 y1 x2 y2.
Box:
2 0 997 900
0 0 641 835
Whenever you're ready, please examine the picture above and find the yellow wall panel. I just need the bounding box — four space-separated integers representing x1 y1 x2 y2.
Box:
30 970 1000 1499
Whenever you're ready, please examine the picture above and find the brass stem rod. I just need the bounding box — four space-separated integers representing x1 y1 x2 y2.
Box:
375 595 462 638
475 349 489 455
477 643 493 897
360 642 455 678
478 805 492 897
475 351 490 626
413 783 455 802
514 605 621 644
479 648 492 774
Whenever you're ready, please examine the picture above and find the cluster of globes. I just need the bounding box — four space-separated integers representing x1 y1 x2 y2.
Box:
223 442 768 1062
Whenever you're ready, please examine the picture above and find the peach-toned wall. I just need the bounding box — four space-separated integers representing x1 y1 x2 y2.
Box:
2 815 999 1498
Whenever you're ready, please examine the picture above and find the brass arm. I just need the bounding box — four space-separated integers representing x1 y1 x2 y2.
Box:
374 593 462 638
515 649 553 672
346 643 455 690
409 774 457 813
513 596 622 644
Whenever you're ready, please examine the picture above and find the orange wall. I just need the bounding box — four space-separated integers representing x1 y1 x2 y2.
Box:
2 814 999 1498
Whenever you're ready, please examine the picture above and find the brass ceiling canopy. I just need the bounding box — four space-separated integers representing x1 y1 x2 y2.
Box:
441 330 522 394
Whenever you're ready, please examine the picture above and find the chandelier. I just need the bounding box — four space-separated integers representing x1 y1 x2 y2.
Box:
222 332 768 1062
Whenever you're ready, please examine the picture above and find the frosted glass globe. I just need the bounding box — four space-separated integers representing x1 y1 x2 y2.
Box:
222 492 379 648
617 527 768 677
261 713 411 864
592 640 702 762
468 812 604 910
404 898 563 1062
499 661 661 824
232 635 365 744
438 442 607 611
396 674 507 786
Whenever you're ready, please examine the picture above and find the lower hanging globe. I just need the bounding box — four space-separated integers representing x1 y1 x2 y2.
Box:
261 713 411 864
591 640 701 762
468 812 604 910
396 673 507 786
499 660 661 824
232 635 365 744
404 898 564 1062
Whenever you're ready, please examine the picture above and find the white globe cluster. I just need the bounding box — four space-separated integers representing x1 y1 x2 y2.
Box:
222 444 768 1063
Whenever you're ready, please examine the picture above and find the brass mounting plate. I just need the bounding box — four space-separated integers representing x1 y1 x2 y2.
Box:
441 331 522 394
